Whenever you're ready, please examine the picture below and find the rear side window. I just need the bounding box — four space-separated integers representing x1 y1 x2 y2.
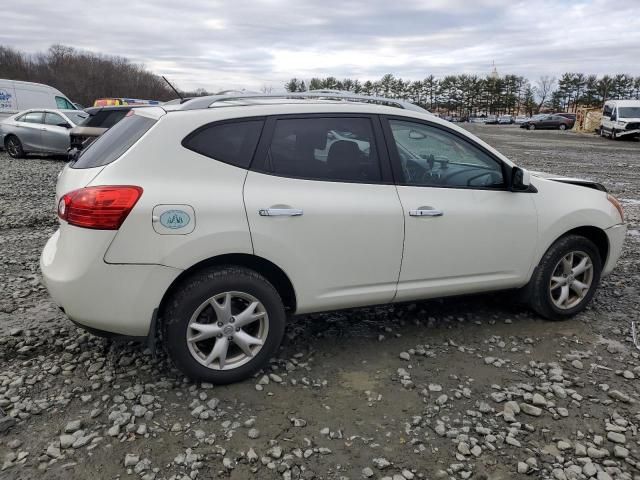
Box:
265 117 381 183
182 120 264 168
20 112 44 124
72 113 156 169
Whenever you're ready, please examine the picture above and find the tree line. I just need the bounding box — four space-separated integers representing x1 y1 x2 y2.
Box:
0 44 176 106
286 72 640 117
2 44 639 115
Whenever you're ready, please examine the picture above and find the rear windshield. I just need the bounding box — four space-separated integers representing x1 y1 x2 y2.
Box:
84 109 130 128
71 113 156 169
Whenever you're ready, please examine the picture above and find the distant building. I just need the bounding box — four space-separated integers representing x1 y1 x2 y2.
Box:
490 61 499 79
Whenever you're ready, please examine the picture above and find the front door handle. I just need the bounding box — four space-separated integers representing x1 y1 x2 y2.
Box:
259 208 303 217
409 208 444 217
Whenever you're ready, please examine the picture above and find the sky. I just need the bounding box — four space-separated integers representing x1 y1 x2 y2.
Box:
2 0 639 92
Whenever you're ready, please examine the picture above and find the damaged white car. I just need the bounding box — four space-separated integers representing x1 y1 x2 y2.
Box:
41 92 626 383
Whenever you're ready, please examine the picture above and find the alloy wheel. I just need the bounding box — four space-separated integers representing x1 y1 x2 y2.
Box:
549 251 594 310
186 291 269 370
6 138 19 157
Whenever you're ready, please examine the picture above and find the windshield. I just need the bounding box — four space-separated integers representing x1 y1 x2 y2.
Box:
619 107 640 118
65 112 89 125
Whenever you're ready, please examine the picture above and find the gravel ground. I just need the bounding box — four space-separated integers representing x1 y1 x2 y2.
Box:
0 125 639 480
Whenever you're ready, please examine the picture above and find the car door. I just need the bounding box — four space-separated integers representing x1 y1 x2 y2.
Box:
243 114 404 314
382 116 538 302
14 111 45 151
42 112 71 153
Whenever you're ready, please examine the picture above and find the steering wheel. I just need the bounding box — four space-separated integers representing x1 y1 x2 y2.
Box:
466 170 502 187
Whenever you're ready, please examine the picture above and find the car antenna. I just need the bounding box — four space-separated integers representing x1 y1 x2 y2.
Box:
162 76 184 102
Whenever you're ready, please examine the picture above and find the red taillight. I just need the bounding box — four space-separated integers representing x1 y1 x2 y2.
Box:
57 186 143 230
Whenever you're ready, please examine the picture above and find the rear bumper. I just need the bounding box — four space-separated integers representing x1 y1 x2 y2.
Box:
40 227 182 336
603 224 626 276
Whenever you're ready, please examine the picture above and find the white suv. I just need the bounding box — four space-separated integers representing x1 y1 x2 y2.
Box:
41 93 626 384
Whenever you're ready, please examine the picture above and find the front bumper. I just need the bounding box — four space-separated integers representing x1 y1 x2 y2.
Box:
617 129 640 138
603 224 626 276
40 227 182 336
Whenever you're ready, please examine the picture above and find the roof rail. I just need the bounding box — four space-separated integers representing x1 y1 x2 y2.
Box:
175 90 429 113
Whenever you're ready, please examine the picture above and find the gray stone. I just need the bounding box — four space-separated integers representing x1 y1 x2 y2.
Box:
520 403 542 417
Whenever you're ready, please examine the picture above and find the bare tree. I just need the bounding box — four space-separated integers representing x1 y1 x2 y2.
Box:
535 76 556 111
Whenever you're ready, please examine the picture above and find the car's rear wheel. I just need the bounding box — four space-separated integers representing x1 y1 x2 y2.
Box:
528 124 536 131
527 235 602 320
5 136 25 158
611 129 617 140
163 266 286 384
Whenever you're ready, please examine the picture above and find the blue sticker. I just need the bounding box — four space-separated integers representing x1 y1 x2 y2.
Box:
160 210 190 229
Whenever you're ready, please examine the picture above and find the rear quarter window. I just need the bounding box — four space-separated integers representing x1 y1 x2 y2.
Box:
182 119 264 168
71 114 156 169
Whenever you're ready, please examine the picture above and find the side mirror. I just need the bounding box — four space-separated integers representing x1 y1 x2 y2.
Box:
511 166 531 191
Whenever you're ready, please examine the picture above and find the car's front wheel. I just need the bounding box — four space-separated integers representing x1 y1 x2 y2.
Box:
559 124 567 131
528 124 536 131
5 136 25 158
163 266 286 384
527 235 602 320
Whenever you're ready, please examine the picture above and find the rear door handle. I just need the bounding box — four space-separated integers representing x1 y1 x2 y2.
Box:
259 208 303 217
409 208 444 217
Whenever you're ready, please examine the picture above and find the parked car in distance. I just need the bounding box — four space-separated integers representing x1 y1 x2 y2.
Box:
484 114 498 124
515 115 529 124
0 79 77 121
498 115 514 124
41 93 626 384
93 98 161 107
69 105 140 155
555 112 577 121
520 114 575 131
599 99 640 140
1 109 88 158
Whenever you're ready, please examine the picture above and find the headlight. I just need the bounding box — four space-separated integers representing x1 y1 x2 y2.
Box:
607 194 624 222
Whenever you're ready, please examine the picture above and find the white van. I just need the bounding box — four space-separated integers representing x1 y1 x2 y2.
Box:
0 80 77 121
600 99 640 139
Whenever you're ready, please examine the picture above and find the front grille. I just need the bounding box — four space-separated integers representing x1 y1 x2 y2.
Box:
625 123 640 130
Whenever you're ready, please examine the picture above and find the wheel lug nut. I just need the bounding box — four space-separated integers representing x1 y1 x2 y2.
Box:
230 318 235 323
217 334 222 338
236 328 240 332
227 336 233 340
217 322 223 327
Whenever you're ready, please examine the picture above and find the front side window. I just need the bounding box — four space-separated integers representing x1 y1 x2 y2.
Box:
388 119 504 188
55 96 75 110
619 107 640 118
182 119 264 168
266 117 381 183
20 112 44 124
44 112 65 126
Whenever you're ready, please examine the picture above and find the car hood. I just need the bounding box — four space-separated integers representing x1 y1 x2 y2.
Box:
620 117 640 123
530 170 607 192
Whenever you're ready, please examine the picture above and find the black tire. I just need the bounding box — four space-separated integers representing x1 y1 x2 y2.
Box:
4 136 25 159
528 124 535 131
163 266 286 384
559 124 567 131
527 235 602 320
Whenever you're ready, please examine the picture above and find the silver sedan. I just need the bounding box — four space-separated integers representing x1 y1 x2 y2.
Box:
0 109 89 158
